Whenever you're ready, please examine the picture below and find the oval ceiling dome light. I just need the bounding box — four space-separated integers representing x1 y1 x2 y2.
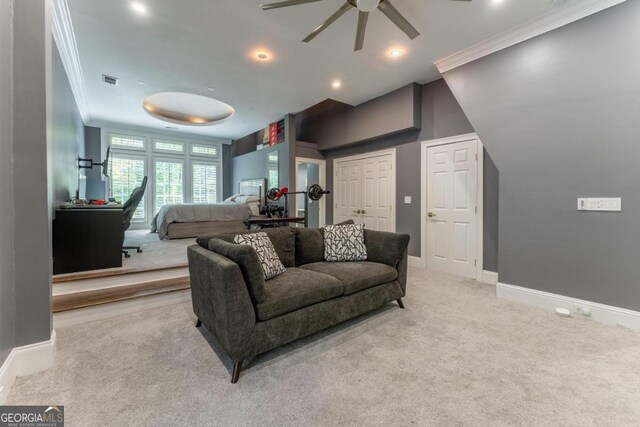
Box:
356 0 379 12
143 92 234 126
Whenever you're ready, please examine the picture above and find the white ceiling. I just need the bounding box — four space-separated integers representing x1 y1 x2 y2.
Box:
67 0 579 140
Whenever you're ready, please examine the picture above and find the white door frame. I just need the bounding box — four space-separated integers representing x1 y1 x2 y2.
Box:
332 148 396 232
295 157 327 227
420 133 484 282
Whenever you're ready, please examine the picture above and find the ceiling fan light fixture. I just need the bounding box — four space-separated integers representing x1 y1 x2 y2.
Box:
356 0 379 12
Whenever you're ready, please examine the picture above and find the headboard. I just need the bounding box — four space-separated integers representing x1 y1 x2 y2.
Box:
239 178 267 208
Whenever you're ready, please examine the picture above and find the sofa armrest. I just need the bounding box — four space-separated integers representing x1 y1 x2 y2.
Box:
187 245 255 361
364 230 410 296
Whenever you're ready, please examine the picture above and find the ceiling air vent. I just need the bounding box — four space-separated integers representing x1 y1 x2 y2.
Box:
102 74 119 86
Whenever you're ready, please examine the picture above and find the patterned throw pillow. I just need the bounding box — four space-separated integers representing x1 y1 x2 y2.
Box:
323 223 368 262
234 232 286 280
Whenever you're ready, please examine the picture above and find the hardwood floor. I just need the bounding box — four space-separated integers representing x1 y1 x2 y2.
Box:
53 275 190 312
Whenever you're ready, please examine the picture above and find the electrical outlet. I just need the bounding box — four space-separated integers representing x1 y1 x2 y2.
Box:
575 306 592 317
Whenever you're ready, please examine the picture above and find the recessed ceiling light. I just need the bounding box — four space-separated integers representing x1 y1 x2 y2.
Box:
207 87 215 92
130 2 147 15
256 52 269 61
138 81 146 86
389 48 403 58
332 80 342 89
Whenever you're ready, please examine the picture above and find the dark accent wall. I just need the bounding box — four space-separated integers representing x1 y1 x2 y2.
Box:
297 79 477 259
13 0 52 348
0 0 15 366
443 1 639 309
84 126 105 200
51 40 85 209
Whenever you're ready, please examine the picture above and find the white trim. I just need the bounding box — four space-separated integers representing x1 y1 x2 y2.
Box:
53 290 191 329
497 282 640 331
332 148 397 232
51 0 90 122
408 256 423 269
435 0 627 73
482 270 499 286
295 157 327 227
420 134 484 281
0 331 57 404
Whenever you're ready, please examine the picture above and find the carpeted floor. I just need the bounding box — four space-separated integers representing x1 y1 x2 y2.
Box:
8 269 640 426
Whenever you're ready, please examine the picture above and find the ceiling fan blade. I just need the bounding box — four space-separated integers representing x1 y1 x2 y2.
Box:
302 2 353 43
354 11 369 51
378 0 420 40
261 0 323 11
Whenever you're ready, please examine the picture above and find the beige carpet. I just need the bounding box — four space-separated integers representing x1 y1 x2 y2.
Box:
8 269 640 426
121 229 193 270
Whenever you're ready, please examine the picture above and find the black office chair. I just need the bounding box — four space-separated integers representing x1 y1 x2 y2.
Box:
122 176 148 258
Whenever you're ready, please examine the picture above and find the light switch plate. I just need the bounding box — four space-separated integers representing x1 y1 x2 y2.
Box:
577 198 621 212
404 196 412 204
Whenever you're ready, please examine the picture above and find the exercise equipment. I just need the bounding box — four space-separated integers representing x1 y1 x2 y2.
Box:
265 184 331 227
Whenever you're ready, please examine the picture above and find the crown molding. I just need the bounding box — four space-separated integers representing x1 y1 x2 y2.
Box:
435 0 627 74
51 0 91 122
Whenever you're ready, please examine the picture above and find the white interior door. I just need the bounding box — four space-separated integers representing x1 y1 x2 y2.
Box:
361 155 393 231
426 140 478 278
334 151 395 231
334 159 362 224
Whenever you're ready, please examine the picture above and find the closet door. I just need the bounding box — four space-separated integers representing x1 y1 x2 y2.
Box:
334 159 363 224
361 154 393 232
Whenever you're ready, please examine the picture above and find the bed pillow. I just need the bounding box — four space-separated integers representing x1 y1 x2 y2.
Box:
234 232 286 280
323 223 368 262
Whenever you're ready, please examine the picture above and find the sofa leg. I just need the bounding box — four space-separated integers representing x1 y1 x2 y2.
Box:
231 361 243 384
195 318 202 328
396 299 405 309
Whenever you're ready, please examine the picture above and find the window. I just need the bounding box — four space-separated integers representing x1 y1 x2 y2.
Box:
108 130 223 224
154 139 185 154
191 143 218 158
192 162 218 204
111 155 146 220
154 159 184 214
109 133 146 150
267 151 279 189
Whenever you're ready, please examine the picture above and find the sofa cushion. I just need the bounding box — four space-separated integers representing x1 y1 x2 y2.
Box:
197 227 296 267
234 232 286 280
300 261 397 295
208 238 266 304
295 228 324 266
323 223 367 262
255 268 344 321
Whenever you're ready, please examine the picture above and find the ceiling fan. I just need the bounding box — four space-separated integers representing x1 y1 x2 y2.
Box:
260 0 471 52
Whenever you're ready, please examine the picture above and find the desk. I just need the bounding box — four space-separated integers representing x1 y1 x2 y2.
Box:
53 206 123 274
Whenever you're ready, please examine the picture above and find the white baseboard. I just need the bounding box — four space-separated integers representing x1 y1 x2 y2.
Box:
408 256 424 269
0 330 57 404
497 282 640 331
53 289 191 329
482 270 499 286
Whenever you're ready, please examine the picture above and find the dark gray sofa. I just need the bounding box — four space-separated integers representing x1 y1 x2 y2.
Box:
188 226 410 383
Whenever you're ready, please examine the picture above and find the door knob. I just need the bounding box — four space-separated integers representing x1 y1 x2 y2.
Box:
361 210 366 214
427 212 436 218
353 210 362 214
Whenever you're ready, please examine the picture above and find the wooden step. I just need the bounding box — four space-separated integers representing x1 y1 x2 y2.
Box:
53 275 190 313
53 262 188 283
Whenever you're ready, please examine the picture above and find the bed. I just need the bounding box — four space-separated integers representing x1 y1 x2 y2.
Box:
150 178 266 239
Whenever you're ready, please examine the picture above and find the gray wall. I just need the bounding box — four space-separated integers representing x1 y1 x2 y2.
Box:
13 0 52 348
84 125 105 200
301 79 475 258
443 1 640 310
0 0 15 365
223 144 233 199
51 40 85 207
